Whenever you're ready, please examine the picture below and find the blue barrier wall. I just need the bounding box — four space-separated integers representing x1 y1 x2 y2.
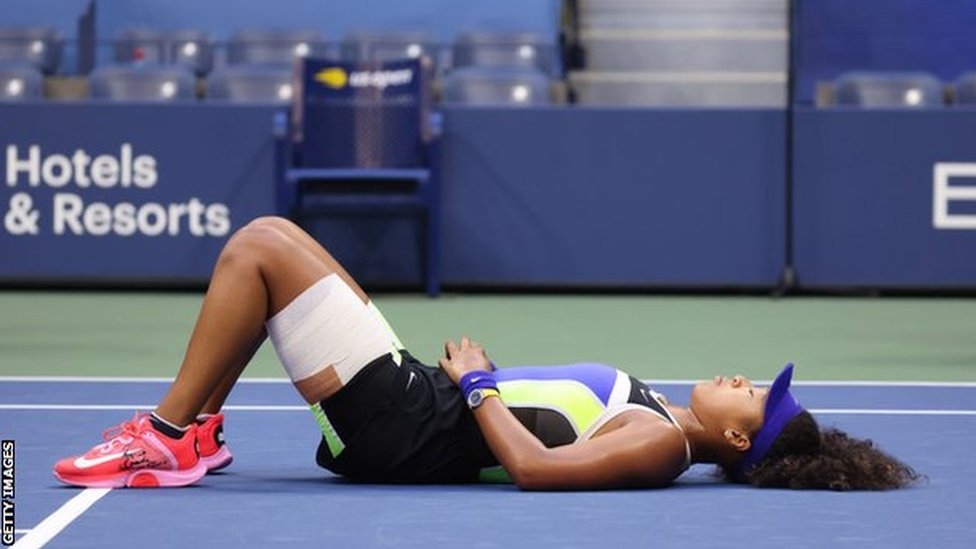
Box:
793 0 976 104
3 103 975 289
6 0 976 290
0 103 278 282
0 104 787 288
94 0 561 43
793 108 976 288
3 0 91 39
440 108 786 286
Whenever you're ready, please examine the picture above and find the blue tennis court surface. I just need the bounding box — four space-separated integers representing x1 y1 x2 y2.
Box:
3 379 974 548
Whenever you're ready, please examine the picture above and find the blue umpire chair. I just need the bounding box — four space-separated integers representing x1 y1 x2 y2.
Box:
278 56 441 296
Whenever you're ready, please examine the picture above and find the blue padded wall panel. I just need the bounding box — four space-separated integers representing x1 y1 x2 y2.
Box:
793 108 976 288
439 108 787 287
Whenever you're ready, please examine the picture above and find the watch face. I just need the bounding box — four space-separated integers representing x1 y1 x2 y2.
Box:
467 389 483 408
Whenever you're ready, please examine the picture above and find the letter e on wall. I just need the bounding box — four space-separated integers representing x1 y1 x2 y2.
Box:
933 162 976 230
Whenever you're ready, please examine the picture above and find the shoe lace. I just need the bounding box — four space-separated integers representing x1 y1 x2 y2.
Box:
98 412 149 450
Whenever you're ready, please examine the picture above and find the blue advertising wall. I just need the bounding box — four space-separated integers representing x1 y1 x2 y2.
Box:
0 103 279 282
5 0 976 289
793 108 976 288
0 104 787 288
6 103 975 289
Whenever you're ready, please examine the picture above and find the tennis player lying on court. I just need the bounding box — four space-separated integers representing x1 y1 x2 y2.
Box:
54 217 919 491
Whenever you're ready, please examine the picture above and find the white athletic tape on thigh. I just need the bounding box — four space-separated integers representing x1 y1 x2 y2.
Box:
367 300 406 353
266 274 395 384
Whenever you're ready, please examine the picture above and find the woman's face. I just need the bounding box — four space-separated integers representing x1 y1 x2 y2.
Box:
690 375 769 436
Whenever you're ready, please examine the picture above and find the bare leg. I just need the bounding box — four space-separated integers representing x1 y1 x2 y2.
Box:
197 336 264 416
154 216 362 426
197 217 372 415
262 216 371 302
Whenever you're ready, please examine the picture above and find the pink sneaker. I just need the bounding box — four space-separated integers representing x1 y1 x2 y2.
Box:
53 414 206 488
197 413 233 472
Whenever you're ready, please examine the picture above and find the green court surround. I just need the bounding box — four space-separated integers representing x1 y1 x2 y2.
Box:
1 291 972 382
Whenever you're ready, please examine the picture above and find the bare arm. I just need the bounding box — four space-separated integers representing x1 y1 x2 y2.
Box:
439 338 688 490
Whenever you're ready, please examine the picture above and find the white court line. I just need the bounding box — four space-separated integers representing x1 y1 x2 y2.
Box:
14 530 31 534
0 404 306 411
13 488 110 549
812 408 976 416
1 376 975 388
0 403 973 416
0 376 290 384
648 379 976 388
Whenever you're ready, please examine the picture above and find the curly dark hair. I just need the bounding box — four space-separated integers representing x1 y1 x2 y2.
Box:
722 411 921 490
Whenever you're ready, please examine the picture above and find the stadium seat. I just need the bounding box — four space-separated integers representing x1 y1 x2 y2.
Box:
452 31 554 74
169 30 215 76
207 65 293 103
953 72 976 105
114 28 167 64
89 65 196 102
442 66 551 106
0 63 43 101
0 27 63 75
114 29 214 76
280 57 440 296
227 29 328 66
833 72 944 107
340 30 436 63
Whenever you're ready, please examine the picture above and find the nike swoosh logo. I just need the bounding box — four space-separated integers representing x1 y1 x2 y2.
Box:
406 371 417 390
74 452 127 469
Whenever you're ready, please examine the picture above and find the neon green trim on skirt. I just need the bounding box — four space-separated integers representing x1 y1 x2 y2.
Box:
311 403 345 458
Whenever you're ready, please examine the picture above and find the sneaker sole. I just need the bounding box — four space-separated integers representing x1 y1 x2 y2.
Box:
200 446 233 472
54 461 207 488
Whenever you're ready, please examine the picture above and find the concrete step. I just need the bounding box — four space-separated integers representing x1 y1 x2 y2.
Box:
569 70 786 106
578 0 787 30
580 28 787 72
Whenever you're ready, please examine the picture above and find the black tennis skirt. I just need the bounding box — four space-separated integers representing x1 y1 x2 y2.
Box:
314 350 497 483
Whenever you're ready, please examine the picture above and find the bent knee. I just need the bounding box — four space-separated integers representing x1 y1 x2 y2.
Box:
244 216 301 235
221 218 294 264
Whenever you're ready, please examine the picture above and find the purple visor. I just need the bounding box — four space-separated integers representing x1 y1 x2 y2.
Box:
734 363 805 479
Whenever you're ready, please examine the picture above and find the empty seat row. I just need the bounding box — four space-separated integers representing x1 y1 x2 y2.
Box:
0 63 43 100
0 27 63 75
113 28 556 76
0 25 557 77
829 72 976 107
0 62 554 106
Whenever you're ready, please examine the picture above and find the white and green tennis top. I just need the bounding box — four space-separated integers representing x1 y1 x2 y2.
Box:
480 362 691 482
